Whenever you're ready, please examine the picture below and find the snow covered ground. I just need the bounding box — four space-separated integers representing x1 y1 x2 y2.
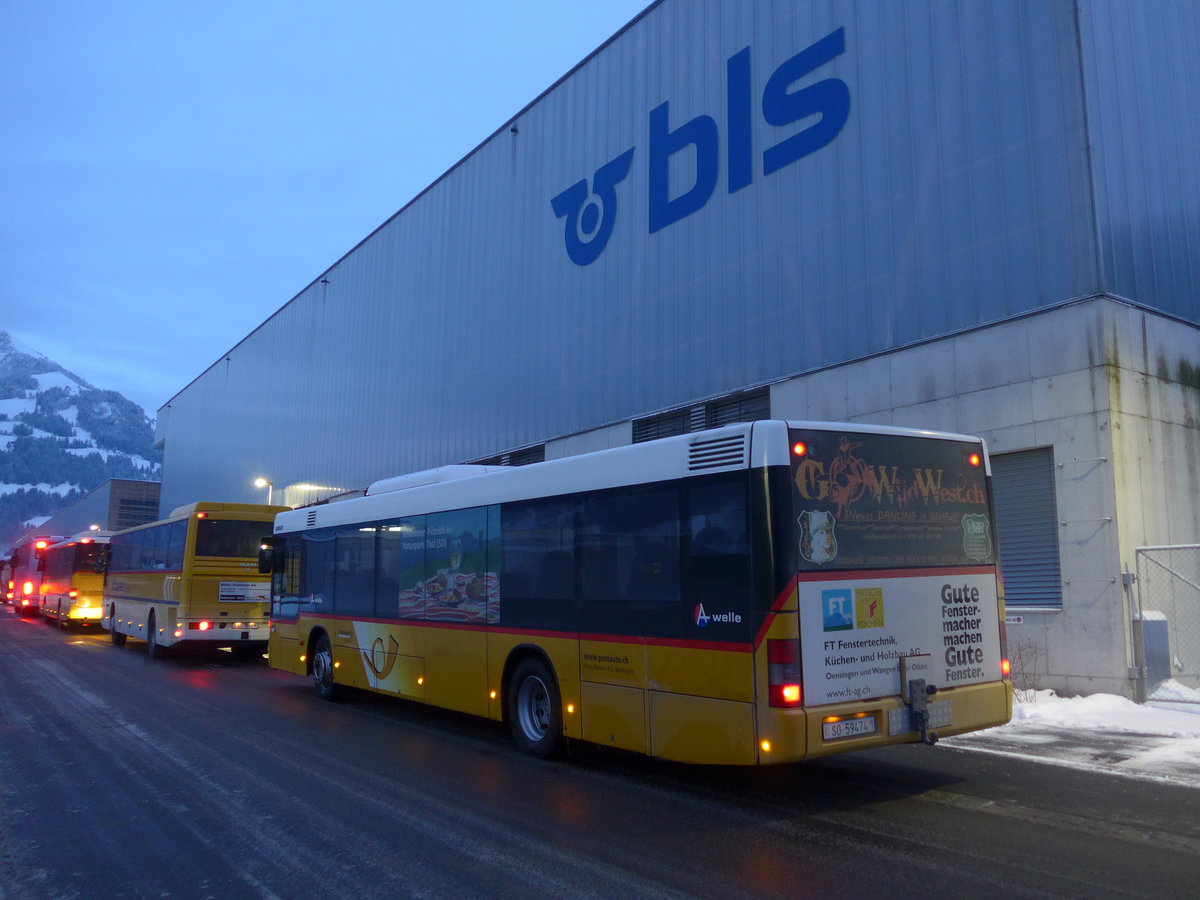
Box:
944 685 1200 789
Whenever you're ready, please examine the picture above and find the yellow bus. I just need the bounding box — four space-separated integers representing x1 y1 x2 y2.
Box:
265 421 1012 764
38 531 111 627
103 502 288 658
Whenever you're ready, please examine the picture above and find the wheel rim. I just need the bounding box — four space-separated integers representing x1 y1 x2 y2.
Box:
313 646 333 690
516 675 551 742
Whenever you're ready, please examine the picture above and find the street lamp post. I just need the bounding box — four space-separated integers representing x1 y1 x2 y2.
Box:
253 478 274 505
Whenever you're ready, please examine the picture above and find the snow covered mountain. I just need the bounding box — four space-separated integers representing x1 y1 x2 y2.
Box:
0 331 160 547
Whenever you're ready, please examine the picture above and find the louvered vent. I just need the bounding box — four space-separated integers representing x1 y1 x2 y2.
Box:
688 434 748 471
306 510 318 528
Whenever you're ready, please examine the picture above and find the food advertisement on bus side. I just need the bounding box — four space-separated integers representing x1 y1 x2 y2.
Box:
798 571 1002 704
389 511 499 625
790 429 995 570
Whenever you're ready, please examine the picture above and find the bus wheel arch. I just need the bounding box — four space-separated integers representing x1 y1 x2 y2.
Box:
504 649 566 759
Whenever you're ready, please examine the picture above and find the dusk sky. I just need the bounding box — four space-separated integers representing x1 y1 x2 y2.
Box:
2 0 649 416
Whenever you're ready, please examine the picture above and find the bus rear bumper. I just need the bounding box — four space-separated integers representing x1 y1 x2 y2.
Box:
760 680 1013 763
162 620 269 646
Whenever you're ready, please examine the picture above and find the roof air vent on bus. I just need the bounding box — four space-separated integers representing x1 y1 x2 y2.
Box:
688 435 748 472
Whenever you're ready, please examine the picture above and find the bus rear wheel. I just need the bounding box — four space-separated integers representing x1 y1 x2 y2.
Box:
146 613 163 659
110 607 126 646
312 634 338 701
507 657 566 759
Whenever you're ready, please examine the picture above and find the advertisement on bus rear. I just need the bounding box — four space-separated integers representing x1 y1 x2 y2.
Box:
789 429 995 570
798 570 1002 704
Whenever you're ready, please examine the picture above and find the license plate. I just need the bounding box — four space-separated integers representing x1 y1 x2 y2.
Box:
822 716 877 741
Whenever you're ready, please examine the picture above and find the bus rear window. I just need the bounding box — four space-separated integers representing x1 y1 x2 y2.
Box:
195 520 271 559
790 428 994 570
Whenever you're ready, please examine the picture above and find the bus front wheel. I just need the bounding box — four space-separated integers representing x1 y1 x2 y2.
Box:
312 634 338 701
507 657 566 759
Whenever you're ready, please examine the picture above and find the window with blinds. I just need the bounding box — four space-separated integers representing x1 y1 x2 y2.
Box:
633 389 769 443
991 448 1063 609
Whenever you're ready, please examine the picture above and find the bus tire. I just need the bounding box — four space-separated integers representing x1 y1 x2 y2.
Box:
110 607 127 646
312 633 338 701
507 657 566 759
146 613 162 659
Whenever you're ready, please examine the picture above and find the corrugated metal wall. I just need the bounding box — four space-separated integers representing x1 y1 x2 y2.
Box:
158 0 1195 512
1080 0 1200 323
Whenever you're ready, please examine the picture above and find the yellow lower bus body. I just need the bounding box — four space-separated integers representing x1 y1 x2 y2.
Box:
104 571 269 650
269 617 1013 765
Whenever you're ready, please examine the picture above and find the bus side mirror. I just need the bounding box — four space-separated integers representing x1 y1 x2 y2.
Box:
258 538 283 575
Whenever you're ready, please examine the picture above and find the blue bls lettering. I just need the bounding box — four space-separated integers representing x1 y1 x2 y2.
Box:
553 27 850 263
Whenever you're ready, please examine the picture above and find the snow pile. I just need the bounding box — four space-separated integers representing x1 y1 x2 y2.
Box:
1013 689 1200 737
1150 679 1200 703
949 688 1200 787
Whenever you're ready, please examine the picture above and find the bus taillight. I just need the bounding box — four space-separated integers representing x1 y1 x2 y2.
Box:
22 581 33 596
1000 658 1012 678
768 639 802 707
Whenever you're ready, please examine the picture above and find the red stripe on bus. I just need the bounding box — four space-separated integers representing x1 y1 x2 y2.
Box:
289 615 751 653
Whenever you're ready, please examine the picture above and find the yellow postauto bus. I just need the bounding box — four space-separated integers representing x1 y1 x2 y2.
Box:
264 421 1012 765
39 531 111 626
103 502 289 658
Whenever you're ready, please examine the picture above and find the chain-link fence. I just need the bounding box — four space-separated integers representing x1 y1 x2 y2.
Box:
1135 545 1200 702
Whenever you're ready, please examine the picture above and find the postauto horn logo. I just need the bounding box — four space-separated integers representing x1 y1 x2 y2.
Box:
551 27 850 266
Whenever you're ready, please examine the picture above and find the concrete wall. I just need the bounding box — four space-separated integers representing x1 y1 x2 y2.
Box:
768 295 1200 696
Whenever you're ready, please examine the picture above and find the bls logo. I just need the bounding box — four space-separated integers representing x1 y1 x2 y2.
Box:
552 27 850 266
551 148 635 266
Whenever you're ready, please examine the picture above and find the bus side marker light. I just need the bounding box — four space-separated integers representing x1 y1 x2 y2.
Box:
760 740 773 753
1001 658 1011 677
416 676 423 685
334 661 341 669
174 630 183 639
566 704 575 714
299 654 306 662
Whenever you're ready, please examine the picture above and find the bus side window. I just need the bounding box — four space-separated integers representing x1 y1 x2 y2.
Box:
684 478 751 628
301 530 335 611
579 484 681 608
498 499 575 630
332 527 376 616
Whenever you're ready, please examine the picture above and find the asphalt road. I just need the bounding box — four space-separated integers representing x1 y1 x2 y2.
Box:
2 607 1198 899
